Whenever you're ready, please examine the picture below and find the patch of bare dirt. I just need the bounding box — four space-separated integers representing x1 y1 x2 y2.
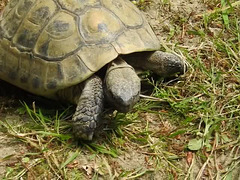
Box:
143 0 207 47
0 131 28 178
0 93 28 178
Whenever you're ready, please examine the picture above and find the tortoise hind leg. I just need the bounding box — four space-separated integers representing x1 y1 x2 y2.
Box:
58 75 104 140
125 51 187 77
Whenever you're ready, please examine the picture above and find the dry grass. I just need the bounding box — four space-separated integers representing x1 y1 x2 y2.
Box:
0 0 240 179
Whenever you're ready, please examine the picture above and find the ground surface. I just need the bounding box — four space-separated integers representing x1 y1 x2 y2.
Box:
0 0 240 179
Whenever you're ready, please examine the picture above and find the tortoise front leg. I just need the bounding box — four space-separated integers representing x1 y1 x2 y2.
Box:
58 75 104 140
72 75 104 140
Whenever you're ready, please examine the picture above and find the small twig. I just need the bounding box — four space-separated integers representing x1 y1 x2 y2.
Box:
141 151 183 173
140 94 166 102
215 151 221 180
13 158 43 179
184 153 195 180
32 101 36 114
195 136 216 180
215 138 240 150
20 160 37 179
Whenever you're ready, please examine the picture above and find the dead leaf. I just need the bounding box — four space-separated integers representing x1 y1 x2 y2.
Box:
186 151 193 166
82 165 93 176
66 160 79 169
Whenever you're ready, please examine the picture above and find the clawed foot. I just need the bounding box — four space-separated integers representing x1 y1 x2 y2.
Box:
72 112 99 141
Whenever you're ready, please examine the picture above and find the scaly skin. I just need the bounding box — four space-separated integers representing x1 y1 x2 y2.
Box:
54 51 186 140
71 76 104 140
125 51 187 77
104 57 141 112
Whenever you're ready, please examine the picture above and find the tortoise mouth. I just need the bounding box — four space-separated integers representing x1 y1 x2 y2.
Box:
104 85 140 113
113 94 140 113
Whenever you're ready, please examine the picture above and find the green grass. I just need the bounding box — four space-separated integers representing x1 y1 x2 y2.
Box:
0 0 240 179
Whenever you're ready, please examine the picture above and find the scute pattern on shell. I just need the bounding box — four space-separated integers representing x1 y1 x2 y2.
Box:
0 0 160 98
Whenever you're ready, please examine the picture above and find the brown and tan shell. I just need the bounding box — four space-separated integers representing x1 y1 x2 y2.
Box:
0 0 160 98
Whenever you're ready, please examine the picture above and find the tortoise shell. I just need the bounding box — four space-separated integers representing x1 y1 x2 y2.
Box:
0 0 160 98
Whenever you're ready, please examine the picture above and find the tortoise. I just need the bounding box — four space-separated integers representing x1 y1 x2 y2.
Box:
0 0 186 140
